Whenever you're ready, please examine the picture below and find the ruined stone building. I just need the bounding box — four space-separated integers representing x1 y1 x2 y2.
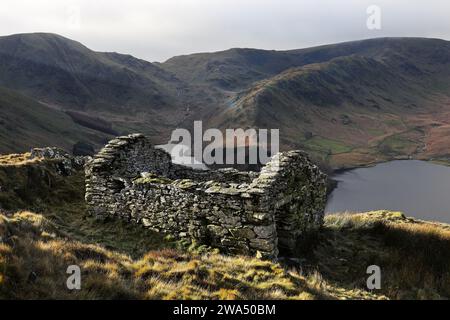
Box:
85 134 327 259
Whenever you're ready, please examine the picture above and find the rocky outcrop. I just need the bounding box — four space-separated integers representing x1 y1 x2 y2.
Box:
0 148 86 211
85 134 327 259
30 147 87 175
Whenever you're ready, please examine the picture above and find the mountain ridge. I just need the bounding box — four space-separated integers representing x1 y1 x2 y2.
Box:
1 33 450 168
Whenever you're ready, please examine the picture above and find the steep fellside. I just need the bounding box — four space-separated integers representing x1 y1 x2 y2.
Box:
0 153 375 300
161 38 450 91
2 35 450 168
0 87 111 154
169 38 450 168
0 33 216 148
0 33 180 111
2 152 450 299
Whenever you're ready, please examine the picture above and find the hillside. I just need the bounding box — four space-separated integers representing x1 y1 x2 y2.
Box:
162 38 450 89
0 33 180 110
211 54 450 166
0 33 218 148
0 86 111 154
1 209 389 300
166 38 450 167
1 152 450 299
2 35 450 168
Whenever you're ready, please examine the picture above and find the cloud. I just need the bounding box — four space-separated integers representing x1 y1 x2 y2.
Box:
0 0 449 61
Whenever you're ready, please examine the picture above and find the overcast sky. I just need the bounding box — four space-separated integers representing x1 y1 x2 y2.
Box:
1 0 449 62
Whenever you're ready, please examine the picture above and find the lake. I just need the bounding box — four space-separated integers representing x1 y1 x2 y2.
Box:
326 160 450 223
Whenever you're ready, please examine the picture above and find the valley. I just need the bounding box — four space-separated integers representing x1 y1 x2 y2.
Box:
2 0 450 303
1 34 450 169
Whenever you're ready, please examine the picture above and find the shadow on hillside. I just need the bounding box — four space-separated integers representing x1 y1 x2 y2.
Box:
302 213 450 299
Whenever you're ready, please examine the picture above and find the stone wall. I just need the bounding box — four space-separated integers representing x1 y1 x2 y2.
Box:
30 147 87 175
85 134 327 259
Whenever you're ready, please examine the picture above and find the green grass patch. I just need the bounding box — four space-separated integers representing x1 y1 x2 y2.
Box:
378 133 417 156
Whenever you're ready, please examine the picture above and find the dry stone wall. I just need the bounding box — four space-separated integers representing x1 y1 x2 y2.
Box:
85 134 327 259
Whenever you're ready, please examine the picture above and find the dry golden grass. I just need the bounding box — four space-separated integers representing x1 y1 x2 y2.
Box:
317 211 450 299
0 158 84 211
0 153 38 166
0 210 379 300
2 207 448 299
1 155 448 300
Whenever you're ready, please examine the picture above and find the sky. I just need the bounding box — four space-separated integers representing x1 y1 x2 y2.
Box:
0 0 449 62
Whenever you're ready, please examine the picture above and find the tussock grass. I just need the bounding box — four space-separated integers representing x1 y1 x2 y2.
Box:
0 158 85 211
1 154 448 300
316 211 450 299
0 210 369 300
0 153 36 166
3 200 446 299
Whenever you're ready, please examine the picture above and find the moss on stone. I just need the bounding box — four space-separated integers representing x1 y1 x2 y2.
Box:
134 173 172 185
173 179 198 189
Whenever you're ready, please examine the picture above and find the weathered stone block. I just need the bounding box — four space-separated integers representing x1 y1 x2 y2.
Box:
85 134 327 260
253 225 276 239
230 227 256 240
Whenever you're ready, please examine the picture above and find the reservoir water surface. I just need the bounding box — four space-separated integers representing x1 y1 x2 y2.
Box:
326 160 450 223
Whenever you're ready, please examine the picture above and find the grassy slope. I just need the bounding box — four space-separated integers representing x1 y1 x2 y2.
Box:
2 205 449 300
0 157 362 300
215 51 450 166
0 33 226 152
165 38 450 169
1 156 450 299
2 35 450 166
0 211 343 300
0 33 180 111
315 211 450 299
0 87 111 154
